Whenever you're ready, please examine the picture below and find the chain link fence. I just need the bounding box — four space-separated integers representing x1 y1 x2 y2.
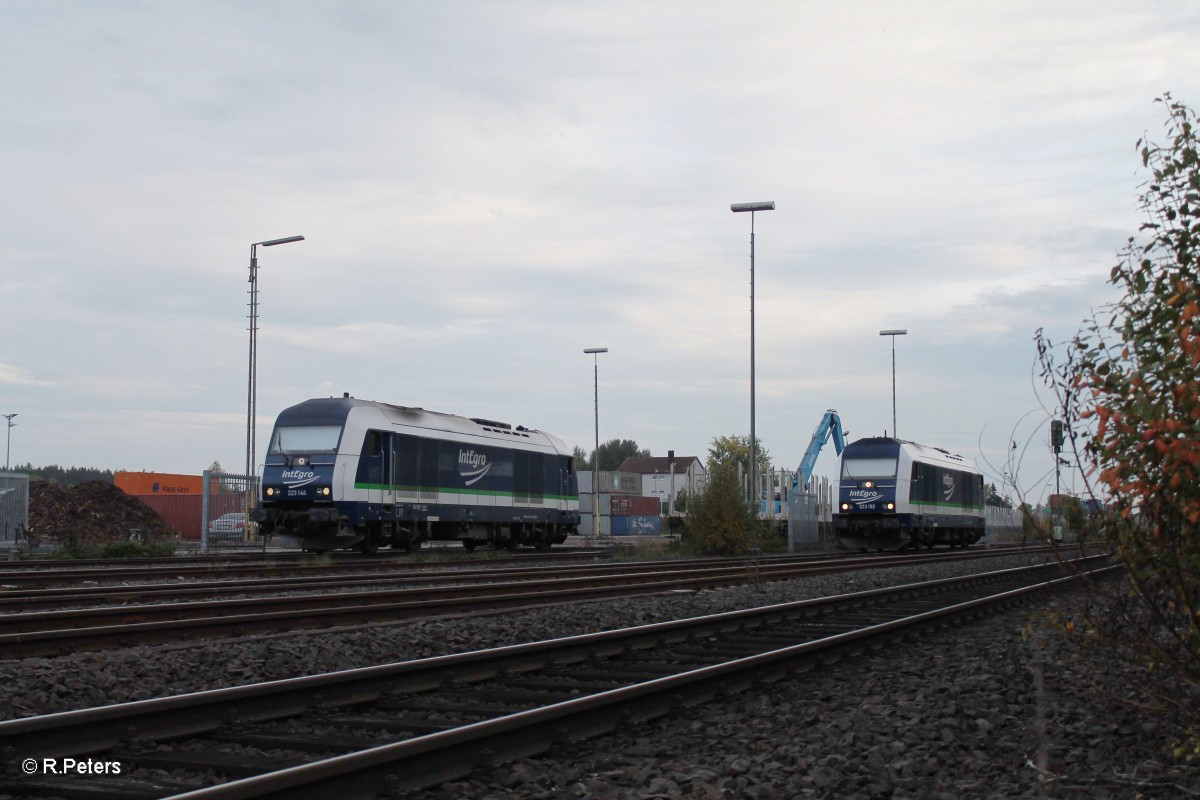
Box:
201 471 262 552
0 472 29 550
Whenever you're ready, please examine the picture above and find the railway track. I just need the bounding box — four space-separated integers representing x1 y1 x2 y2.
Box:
0 543 1059 611
0 548 611 588
0 542 1048 586
0 547 1068 657
0 555 1115 799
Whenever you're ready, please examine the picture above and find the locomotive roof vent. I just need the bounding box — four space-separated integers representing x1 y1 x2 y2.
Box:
470 417 511 429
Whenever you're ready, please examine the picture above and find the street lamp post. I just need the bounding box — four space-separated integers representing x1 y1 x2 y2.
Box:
731 201 775 511
3 414 16 469
246 235 305 489
879 329 907 438
583 347 608 538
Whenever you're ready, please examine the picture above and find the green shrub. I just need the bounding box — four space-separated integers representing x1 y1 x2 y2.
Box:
682 462 758 555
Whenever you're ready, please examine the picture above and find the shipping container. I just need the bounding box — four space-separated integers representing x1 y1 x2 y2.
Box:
577 471 641 495
610 515 660 535
610 494 660 516
115 471 206 496
135 494 203 540
578 513 612 536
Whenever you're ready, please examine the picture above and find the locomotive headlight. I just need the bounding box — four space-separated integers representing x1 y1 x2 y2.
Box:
265 487 275 497
864 481 874 488
320 487 331 497
841 502 850 511
886 502 895 511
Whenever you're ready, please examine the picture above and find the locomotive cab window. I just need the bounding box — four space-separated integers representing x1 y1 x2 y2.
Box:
841 458 897 479
270 425 342 454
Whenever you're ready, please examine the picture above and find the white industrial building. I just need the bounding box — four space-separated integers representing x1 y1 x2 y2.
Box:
616 456 706 513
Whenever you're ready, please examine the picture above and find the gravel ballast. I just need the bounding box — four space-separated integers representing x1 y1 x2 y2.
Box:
1 552 1196 798
401 592 1199 800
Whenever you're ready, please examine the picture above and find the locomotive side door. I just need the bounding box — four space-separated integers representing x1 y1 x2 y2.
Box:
385 433 397 507
363 430 384 507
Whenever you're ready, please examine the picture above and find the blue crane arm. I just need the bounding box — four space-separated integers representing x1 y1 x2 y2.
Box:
794 409 846 492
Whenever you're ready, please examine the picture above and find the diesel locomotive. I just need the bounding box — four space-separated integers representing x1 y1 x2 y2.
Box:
252 396 580 553
834 437 985 550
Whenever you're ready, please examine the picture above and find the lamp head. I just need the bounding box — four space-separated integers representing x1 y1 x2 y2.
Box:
731 201 775 213
256 235 306 247
583 347 609 354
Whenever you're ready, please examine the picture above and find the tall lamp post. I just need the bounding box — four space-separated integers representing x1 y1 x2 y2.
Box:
731 201 775 510
246 235 305 488
879 329 907 438
583 347 608 538
3 413 16 469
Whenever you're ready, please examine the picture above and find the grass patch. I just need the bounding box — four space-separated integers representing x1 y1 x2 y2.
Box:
53 541 178 559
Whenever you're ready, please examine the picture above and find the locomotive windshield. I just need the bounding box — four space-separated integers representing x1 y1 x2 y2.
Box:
841 457 897 479
270 425 342 454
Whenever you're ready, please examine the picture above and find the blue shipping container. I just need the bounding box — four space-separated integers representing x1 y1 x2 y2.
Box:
610 515 661 535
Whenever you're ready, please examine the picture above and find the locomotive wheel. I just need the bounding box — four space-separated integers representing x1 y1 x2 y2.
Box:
358 534 379 555
462 540 477 552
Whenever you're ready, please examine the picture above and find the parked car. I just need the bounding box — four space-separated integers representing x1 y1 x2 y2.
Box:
207 512 256 537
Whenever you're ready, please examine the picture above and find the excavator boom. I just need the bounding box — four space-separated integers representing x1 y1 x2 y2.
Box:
794 409 846 493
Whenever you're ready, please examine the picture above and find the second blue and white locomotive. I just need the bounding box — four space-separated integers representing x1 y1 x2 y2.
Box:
834 437 985 550
253 395 580 553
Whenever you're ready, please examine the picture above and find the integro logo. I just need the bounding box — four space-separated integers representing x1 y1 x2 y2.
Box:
281 469 317 488
942 474 956 501
847 489 882 506
458 450 491 486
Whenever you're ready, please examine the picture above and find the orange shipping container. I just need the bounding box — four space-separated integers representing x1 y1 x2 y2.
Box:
115 471 205 496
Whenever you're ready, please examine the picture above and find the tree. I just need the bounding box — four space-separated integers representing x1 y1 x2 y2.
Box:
985 482 1012 508
706 434 772 476
15 464 114 486
571 446 589 468
576 439 650 471
1037 94 1200 758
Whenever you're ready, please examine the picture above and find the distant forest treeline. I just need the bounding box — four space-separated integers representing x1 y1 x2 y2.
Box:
9 464 115 486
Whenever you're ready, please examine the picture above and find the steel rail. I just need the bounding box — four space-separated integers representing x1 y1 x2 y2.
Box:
0 546 618 571
0 542 1051 585
0 548 611 587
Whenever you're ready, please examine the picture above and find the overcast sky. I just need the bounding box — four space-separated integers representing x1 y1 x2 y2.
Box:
2 1 1196 504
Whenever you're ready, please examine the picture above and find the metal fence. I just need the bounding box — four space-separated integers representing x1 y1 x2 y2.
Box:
0 471 29 549
787 476 834 550
201 470 261 552
984 505 1025 542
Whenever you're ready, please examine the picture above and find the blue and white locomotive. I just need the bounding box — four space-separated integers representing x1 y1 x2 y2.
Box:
834 437 985 550
252 396 580 553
